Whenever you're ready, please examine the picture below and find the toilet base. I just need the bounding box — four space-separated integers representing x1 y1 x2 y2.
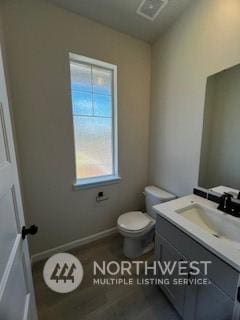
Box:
122 230 154 259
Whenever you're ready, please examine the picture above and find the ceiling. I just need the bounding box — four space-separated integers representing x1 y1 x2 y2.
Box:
47 0 193 43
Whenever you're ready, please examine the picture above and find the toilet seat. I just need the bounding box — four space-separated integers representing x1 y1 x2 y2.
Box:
117 211 153 232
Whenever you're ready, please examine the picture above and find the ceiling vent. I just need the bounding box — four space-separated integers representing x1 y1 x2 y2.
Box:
137 0 168 21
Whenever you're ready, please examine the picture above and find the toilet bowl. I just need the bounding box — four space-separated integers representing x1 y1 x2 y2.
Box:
117 186 176 258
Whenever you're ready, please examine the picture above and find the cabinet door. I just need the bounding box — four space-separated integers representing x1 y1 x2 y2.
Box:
190 273 234 320
155 233 187 316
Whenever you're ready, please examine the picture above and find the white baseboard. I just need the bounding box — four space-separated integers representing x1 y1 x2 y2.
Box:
31 227 117 263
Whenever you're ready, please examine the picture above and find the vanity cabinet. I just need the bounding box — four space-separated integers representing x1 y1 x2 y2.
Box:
155 234 186 316
189 273 235 320
155 215 239 320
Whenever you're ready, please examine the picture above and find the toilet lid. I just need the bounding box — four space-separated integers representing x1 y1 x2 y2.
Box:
117 211 152 231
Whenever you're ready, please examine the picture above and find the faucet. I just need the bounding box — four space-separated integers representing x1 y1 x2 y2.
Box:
217 193 233 213
217 193 240 217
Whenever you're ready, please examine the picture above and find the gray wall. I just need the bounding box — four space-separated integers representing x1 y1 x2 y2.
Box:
150 0 240 196
2 0 151 255
199 64 240 189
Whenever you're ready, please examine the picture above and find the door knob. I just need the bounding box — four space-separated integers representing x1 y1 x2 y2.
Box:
22 225 38 239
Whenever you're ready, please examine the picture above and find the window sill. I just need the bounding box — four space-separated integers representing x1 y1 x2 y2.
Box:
73 175 121 190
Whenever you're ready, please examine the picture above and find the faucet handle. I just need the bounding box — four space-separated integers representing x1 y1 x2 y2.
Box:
219 192 231 200
224 192 233 200
224 192 233 196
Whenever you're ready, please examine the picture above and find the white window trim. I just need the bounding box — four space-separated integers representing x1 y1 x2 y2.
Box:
73 175 121 190
69 53 120 189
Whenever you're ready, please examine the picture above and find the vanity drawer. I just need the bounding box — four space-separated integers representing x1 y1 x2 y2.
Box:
156 215 239 299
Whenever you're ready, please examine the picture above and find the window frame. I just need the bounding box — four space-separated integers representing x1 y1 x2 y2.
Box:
69 53 120 189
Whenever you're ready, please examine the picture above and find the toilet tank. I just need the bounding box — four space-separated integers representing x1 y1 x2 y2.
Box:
144 186 176 219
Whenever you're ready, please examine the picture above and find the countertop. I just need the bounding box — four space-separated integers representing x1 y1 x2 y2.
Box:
153 194 240 272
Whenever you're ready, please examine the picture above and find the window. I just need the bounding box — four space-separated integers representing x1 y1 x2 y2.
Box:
69 53 119 187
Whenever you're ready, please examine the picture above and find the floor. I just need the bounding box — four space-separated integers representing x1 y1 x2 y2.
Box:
32 234 181 320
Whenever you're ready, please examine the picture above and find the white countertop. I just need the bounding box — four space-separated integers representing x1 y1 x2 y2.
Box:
153 194 240 272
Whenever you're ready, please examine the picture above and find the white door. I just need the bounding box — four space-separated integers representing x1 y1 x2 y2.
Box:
0 40 38 319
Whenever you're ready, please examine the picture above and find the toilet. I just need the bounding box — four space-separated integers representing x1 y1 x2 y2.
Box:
117 185 176 258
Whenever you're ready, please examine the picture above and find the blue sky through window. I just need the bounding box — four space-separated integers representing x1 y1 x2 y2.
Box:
70 61 113 180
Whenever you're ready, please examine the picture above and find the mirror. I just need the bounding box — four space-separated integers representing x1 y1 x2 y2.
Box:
199 63 240 191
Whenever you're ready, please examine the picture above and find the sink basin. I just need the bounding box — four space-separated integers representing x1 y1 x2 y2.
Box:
176 203 240 248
